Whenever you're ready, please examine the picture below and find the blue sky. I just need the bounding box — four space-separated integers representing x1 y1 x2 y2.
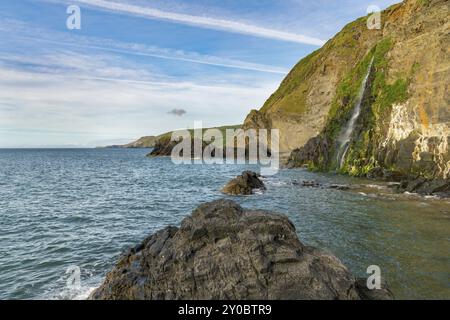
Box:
0 0 399 147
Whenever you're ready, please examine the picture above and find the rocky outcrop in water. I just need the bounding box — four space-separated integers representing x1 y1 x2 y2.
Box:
292 180 351 191
355 278 394 300
147 136 185 157
396 177 450 197
148 137 228 158
222 171 265 195
244 0 449 182
90 200 393 300
147 125 241 157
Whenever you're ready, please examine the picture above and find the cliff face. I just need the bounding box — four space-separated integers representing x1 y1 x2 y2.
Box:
147 125 242 157
243 10 384 152
244 0 449 180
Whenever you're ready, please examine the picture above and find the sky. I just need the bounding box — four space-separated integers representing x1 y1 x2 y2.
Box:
0 0 400 147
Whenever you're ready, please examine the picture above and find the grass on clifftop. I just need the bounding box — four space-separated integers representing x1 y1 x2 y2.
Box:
259 15 369 116
416 0 431 6
260 49 321 115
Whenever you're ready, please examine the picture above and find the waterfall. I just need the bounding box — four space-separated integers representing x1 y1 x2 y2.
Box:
337 57 374 169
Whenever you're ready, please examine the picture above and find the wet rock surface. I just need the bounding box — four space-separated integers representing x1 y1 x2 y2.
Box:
90 200 393 300
222 171 266 195
147 138 211 157
147 137 179 157
396 177 450 197
355 278 394 300
292 179 351 191
287 136 331 169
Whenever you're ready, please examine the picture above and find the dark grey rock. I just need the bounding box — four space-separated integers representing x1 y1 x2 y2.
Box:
301 180 321 187
90 200 392 300
292 180 351 191
328 184 351 191
396 177 450 197
355 278 394 300
222 171 265 195
287 135 331 168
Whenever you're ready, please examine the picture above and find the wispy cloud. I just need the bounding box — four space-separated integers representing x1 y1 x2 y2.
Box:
0 6 289 147
0 18 288 75
71 0 326 46
20 36 289 74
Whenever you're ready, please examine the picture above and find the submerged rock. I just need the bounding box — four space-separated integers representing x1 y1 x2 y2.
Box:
292 180 351 191
355 278 394 300
300 180 321 188
328 184 351 191
222 171 265 195
90 200 392 300
147 136 179 157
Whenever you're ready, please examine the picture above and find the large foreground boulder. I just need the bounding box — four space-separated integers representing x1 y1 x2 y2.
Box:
90 200 392 300
222 171 265 195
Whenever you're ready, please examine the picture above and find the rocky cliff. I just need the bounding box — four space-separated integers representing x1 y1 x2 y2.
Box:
103 136 157 148
90 200 393 300
147 125 241 157
244 0 449 181
122 136 157 148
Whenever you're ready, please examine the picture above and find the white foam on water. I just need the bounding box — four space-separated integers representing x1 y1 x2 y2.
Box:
266 180 288 186
364 184 388 190
73 287 97 300
253 189 265 195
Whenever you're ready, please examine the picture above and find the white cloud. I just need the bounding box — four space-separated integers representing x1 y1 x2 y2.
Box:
0 16 286 147
22 36 290 74
0 18 288 75
0 63 278 147
72 0 325 46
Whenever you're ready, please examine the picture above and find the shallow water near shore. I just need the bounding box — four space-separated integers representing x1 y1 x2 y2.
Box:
0 148 449 299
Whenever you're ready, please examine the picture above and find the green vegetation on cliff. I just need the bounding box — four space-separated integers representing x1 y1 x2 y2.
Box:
260 49 321 114
325 48 377 142
118 125 242 150
290 36 413 176
333 38 412 175
244 9 384 153
156 125 242 142
259 15 373 117
259 0 449 180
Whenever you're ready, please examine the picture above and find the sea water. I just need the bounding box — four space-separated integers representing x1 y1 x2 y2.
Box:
0 148 449 299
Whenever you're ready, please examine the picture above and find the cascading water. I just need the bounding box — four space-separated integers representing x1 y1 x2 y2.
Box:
336 57 374 169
